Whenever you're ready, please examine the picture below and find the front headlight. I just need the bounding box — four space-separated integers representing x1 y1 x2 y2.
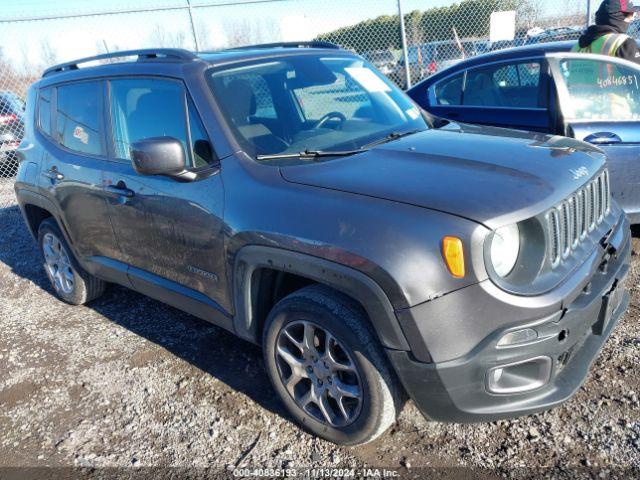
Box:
490 224 520 277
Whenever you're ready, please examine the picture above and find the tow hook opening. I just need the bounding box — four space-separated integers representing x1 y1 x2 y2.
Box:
558 329 568 343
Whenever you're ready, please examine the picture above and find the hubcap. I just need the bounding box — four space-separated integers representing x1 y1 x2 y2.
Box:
42 233 75 295
275 320 362 427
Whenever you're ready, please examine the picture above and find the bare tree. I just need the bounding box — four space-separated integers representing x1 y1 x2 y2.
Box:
516 0 542 30
148 24 188 48
196 19 214 50
405 10 424 46
39 40 58 69
0 47 38 98
222 18 281 48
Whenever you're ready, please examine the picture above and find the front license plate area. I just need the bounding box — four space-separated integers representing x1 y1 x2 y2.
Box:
593 279 625 336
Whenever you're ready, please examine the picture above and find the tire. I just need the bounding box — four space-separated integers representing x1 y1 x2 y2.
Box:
37 218 106 305
263 284 404 445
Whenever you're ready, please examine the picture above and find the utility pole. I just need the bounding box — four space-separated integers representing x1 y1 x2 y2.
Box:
398 0 411 88
186 0 201 52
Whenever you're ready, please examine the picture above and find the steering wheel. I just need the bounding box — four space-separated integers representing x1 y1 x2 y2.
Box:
314 111 347 130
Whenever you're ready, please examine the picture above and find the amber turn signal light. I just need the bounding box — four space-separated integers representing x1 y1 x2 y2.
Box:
442 236 465 278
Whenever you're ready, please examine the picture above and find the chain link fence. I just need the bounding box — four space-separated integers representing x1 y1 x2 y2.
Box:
0 0 599 209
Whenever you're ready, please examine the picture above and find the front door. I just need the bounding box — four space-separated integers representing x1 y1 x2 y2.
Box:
101 77 229 312
549 52 640 222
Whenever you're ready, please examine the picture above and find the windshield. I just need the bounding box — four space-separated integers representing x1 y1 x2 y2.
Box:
209 54 428 162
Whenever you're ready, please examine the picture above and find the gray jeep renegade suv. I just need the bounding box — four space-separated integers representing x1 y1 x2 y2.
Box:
14 43 630 445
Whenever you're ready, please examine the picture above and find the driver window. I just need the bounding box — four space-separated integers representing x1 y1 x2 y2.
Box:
109 78 214 168
558 58 640 121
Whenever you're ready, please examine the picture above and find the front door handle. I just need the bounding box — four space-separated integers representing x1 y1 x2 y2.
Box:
42 167 64 181
103 181 135 198
584 132 622 145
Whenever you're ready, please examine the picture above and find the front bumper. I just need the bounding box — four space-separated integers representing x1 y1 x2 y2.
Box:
389 214 631 422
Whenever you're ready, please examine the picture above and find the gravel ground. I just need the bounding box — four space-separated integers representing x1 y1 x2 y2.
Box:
0 180 16 210
0 205 639 478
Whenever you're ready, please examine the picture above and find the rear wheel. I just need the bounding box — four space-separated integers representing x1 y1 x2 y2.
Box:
263 284 403 445
38 218 106 305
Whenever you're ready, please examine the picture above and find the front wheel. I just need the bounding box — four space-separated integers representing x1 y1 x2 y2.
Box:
263 285 403 445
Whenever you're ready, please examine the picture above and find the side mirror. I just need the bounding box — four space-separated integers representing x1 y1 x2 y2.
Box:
130 137 186 177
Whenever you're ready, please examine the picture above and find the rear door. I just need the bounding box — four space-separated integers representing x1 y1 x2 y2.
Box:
548 52 640 221
426 58 552 132
38 80 121 268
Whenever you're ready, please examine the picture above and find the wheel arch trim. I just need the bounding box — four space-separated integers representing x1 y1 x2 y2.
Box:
15 189 66 240
232 245 411 351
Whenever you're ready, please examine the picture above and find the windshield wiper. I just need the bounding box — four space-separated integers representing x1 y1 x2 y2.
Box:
256 149 366 161
361 129 422 149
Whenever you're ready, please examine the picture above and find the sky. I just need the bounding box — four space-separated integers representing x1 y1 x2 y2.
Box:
0 0 589 69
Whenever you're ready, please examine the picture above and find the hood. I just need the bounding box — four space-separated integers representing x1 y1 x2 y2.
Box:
280 124 607 229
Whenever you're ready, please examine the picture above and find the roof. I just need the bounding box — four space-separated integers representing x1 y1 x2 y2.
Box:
456 40 574 68
41 42 345 79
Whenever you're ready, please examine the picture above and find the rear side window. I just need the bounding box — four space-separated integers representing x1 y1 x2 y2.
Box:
463 61 544 108
434 72 464 105
38 88 52 136
55 82 104 155
109 78 213 168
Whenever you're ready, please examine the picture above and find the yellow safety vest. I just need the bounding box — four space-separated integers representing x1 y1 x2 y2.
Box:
571 33 629 56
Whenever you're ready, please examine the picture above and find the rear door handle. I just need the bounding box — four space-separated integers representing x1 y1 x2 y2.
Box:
584 132 622 144
103 181 135 198
42 167 64 181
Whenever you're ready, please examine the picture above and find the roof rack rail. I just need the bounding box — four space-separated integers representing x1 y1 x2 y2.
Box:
226 41 341 51
42 48 198 78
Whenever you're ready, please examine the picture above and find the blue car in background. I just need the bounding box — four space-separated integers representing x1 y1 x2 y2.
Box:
407 41 640 224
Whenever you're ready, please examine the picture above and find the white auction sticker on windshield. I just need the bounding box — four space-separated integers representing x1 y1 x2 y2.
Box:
345 67 391 93
406 107 420 120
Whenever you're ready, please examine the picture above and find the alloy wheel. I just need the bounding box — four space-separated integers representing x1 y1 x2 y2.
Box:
275 320 363 427
42 233 75 295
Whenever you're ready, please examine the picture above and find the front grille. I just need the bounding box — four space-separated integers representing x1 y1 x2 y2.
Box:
547 170 610 268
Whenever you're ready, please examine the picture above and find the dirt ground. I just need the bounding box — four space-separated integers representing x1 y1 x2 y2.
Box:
0 205 638 478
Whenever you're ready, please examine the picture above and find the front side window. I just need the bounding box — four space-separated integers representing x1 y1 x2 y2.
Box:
556 57 640 121
109 78 213 168
209 55 428 161
464 61 543 108
55 81 104 155
38 88 52 136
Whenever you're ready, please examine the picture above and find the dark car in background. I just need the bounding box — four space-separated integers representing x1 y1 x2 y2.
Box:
407 41 640 224
363 49 396 75
489 39 522 51
524 27 583 45
0 91 25 176
394 40 482 87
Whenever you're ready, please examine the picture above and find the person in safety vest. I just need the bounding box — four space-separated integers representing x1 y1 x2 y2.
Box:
574 0 640 62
